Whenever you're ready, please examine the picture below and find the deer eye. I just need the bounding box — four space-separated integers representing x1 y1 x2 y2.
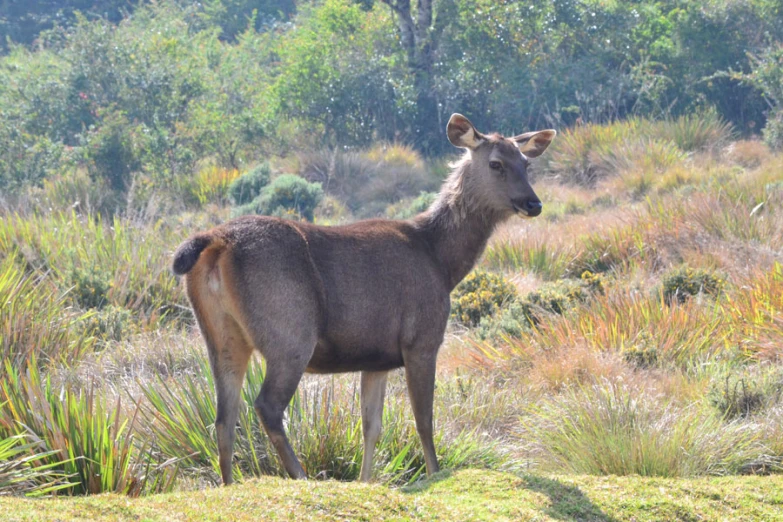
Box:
489 161 502 170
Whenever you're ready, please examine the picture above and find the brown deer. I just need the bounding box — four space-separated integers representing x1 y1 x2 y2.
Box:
171 114 555 485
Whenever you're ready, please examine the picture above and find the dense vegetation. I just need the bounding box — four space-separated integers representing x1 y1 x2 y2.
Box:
0 1 781 517
1 0 783 194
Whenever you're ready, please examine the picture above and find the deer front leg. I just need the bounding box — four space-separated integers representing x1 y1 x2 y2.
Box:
359 371 388 482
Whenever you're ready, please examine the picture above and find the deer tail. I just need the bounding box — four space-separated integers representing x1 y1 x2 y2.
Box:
172 235 214 275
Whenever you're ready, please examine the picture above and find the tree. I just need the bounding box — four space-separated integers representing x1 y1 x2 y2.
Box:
379 0 451 151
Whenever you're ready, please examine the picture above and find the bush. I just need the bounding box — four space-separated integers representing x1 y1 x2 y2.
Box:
661 266 725 304
519 279 590 325
300 146 436 218
82 305 135 346
233 174 324 222
68 263 112 310
451 271 517 328
386 192 437 220
229 163 271 205
621 331 660 369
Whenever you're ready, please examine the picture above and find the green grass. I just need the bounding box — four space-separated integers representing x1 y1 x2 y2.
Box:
1 470 781 521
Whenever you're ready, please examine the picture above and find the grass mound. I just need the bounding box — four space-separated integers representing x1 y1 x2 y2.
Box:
1 470 782 521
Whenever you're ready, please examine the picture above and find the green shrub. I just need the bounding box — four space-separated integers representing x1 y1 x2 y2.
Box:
621 331 659 369
83 111 141 192
451 271 517 328
519 279 589 325
229 164 271 205
82 305 135 346
386 192 437 220
68 264 112 310
233 175 324 222
661 266 725 304
476 300 529 341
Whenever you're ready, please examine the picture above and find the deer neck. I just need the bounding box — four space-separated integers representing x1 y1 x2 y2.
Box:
415 160 507 291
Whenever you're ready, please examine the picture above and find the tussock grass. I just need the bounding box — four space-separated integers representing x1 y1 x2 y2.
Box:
0 258 94 373
542 114 733 185
0 212 187 329
523 381 765 477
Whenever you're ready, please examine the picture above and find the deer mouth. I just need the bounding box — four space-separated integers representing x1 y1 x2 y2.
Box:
512 199 543 218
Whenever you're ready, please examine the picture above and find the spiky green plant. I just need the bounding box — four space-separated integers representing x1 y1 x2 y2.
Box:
0 358 176 496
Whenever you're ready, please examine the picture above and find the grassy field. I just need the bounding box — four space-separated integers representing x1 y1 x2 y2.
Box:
0 116 781 518
2 470 783 521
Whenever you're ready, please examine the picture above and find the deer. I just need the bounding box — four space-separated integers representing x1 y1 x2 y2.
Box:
171 114 555 485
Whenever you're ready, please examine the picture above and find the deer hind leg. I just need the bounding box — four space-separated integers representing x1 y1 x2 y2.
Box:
247 322 316 479
192 302 253 486
359 371 388 482
402 351 440 476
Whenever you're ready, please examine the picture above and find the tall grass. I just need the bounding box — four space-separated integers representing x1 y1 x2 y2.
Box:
0 212 187 328
0 258 94 373
0 435 75 496
542 114 733 185
0 359 178 496
138 349 510 485
523 381 764 477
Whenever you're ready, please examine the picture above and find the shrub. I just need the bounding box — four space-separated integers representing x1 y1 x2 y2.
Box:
228 163 271 205
451 271 517 328
518 279 590 325
233 174 324 222
621 331 660 369
82 305 135 346
386 192 437 220
68 263 112 310
661 266 725 304
476 300 529 341
314 195 351 224
82 111 141 192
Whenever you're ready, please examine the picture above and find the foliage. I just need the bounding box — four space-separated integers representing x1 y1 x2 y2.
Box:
0 435 74 496
661 266 725 304
708 370 782 420
524 381 764 477
234 174 324 221
542 115 732 185
188 165 240 206
450 270 517 328
0 359 178 496
0 258 94 374
228 163 270 205
299 143 435 218
81 305 136 346
138 350 508 485
386 191 437 220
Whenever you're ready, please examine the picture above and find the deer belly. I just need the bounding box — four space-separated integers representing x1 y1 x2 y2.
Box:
306 340 404 374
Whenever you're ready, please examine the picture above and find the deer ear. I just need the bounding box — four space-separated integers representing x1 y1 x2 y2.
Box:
514 129 557 158
447 114 485 150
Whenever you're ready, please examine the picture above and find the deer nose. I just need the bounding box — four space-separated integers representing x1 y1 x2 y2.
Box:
525 200 543 216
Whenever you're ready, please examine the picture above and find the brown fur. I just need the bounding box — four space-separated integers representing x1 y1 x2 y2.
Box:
172 114 555 484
